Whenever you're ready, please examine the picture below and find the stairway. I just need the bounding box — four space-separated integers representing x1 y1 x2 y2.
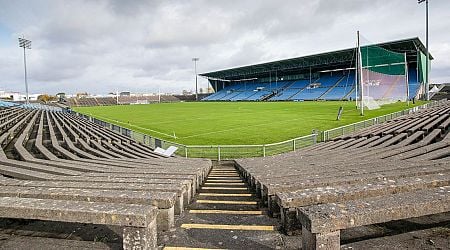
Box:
159 163 290 249
317 75 345 100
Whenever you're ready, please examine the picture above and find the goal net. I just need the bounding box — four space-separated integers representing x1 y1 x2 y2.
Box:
358 36 408 110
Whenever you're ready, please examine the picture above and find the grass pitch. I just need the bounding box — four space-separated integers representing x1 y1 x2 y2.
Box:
74 101 424 145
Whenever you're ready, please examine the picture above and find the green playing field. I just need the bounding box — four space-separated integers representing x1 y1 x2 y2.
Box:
74 101 424 145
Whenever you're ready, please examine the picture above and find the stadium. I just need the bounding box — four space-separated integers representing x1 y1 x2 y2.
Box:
0 1 450 250
71 38 434 150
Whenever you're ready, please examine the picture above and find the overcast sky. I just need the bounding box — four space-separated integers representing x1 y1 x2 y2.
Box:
0 0 449 95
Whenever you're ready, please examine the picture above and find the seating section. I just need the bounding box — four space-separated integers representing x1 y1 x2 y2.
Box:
205 72 355 102
0 100 18 107
205 69 423 102
408 67 421 99
204 81 292 101
321 72 356 100
235 101 450 249
202 83 244 101
19 102 63 112
1 100 64 111
0 105 212 249
289 73 344 101
68 95 182 107
270 80 309 101
69 97 98 106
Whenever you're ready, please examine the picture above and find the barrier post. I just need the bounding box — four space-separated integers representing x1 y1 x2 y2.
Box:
218 146 221 161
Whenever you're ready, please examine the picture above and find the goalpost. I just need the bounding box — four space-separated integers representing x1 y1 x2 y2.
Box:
356 31 409 115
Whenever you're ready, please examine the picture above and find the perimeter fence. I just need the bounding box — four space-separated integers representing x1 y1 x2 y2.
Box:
321 100 446 141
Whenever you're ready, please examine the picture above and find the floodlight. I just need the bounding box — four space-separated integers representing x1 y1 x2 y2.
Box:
18 37 32 104
192 58 200 100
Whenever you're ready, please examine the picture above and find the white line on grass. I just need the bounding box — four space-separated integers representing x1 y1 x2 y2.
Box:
179 116 307 139
140 116 210 126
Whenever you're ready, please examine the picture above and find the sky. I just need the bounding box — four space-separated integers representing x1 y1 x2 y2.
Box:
0 0 449 95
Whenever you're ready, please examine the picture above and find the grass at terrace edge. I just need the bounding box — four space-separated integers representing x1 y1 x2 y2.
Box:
74 101 426 145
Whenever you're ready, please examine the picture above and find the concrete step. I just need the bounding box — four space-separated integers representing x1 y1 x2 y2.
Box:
189 209 264 215
199 187 250 194
188 202 260 211
159 162 286 249
161 227 283 250
196 194 257 201
202 182 247 186
182 212 275 225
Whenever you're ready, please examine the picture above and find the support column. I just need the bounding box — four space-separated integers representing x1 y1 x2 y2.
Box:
302 226 340 250
156 206 175 231
255 182 262 198
123 218 157 250
267 195 279 217
174 194 184 215
281 208 300 235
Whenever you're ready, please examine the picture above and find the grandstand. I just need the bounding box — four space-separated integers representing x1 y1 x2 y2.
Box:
66 94 183 107
201 38 430 102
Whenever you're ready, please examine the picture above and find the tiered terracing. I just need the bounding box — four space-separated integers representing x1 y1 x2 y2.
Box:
235 101 450 249
0 105 212 249
67 95 182 107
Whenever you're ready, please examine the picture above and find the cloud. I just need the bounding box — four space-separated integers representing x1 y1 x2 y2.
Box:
0 0 449 95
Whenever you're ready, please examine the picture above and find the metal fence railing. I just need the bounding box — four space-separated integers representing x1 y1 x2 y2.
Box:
321 100 446 141
73 100 445 160
182 134 318 160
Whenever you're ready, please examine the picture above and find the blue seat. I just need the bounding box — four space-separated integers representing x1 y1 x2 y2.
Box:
321 73 356 100
408 68 420 99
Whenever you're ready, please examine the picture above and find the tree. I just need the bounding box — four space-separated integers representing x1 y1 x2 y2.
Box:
37 94 57 103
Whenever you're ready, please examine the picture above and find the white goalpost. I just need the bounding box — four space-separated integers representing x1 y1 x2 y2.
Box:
356 31 409 114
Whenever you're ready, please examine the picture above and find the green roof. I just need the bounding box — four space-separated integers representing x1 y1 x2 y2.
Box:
200 37 432 80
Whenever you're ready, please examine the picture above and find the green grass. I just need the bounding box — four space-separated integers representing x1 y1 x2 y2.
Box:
74 101 425 145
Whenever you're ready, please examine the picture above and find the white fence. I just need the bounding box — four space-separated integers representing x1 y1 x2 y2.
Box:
321 100 446 141
180 134 317 160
